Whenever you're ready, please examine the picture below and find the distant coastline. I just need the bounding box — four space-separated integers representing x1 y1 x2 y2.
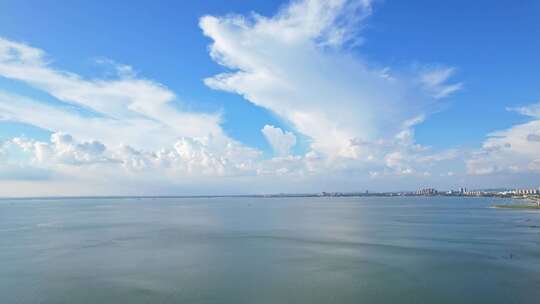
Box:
1 190 538 201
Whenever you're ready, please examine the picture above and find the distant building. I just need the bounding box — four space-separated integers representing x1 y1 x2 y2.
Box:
464 191 483 196
416 188 438 195
514 188 540 195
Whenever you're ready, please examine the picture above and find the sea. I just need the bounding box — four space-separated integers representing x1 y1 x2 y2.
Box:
1 196 539 304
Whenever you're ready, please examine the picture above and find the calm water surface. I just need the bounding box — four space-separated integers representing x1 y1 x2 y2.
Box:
1 196 539 303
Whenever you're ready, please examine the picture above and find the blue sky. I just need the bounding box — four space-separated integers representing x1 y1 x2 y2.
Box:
0 0 539 196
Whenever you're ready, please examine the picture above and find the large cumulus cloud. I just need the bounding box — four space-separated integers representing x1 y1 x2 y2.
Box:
200 0 461 158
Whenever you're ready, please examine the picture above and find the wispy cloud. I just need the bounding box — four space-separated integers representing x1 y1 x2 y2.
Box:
0 37 225 149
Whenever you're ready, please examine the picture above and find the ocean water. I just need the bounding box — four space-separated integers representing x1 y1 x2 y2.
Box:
1 196 539 304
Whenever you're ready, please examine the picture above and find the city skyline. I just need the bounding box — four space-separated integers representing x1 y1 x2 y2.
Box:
0 0 539 196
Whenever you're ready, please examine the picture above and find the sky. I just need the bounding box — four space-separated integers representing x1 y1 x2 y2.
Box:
0 0 539 196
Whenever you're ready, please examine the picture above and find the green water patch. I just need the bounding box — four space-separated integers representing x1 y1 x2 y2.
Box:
493 204 540 210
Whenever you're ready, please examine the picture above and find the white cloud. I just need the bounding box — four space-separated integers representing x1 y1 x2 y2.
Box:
200 0 461 159
261 125 296 156
467 102 540 175
8 132 261 176
0 35 272 194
